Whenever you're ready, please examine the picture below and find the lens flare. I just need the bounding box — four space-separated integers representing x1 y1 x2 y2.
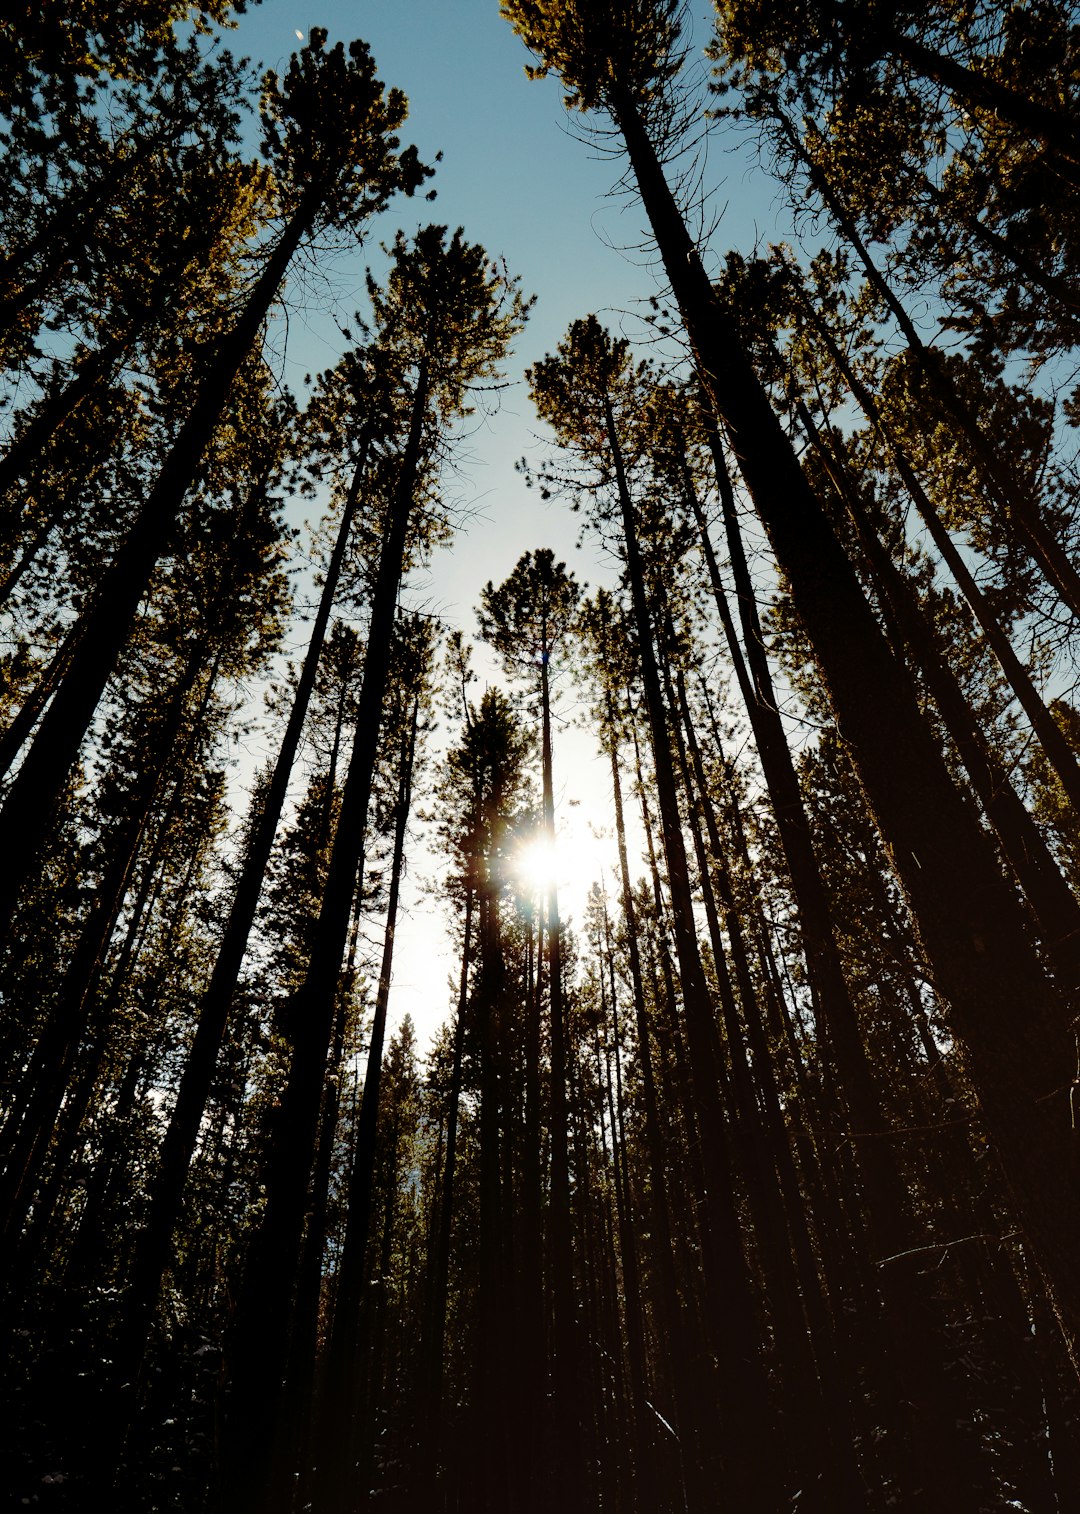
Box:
513 836 560 894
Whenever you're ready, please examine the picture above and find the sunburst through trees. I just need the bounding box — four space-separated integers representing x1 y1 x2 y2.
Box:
3 3 1080 1512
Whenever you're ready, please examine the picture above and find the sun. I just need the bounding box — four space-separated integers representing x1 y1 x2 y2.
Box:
513 835 560 896
511 821 612 910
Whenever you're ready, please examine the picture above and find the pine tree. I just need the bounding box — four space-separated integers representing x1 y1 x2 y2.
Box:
503 0 1080 1390
0 29 432 933
217 224 527 1514
477 546 585 1506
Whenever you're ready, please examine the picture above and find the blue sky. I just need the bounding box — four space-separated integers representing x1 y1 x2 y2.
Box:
230 0 786 596
220 0 792 1044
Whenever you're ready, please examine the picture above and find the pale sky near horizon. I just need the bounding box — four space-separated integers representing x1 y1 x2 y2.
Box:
218 0 794 1053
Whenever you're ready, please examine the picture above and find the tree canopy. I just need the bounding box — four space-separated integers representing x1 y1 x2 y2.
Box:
3 5 1080 1512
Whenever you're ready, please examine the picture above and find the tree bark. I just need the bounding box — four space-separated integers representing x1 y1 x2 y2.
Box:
0 189 319 936
216 360 429 1514
604 389 784 1507
610 87 1080 1386
119 426 375 1389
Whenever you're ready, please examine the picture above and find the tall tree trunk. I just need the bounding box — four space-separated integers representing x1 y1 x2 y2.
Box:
0 187 321 934
422 891 472 1500
0 332 129 501
217 361 429 1514
538 641 584 1510
671 662 866 1506
0 144 154 341
0 655 204 1260
795 280 1080 815
610 86 1080 1389
12 837 168 1274
119 428 375 1388
799 396 1080 987
601 680 710 1510
271 993 348 1514
603 392 784 1508
315 694 419 1514
918 172 1080 317
882 22 1080 166
0 620 81 779
786 121 1080 622
687 409 971 1494
596 901 657 1511
657 619 836 1501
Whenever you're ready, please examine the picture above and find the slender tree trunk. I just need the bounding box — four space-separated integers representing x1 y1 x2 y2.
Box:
796 282 1080 814
423 890 472 1499
657 619 832 1481
596 904 657 1511
0 620 81 779
468 844 511 1513
610 87 1080 1386
12 848 167 1273
883 22 1080 166
315 694 419 1514
601 688 709 1510
0 150 150 340
671 663 867 1506
799 397 1080 986
513 900 544 1513
271 994 348 1514
695 210 1023 1511
278 674 365 1512
119 426 376 1389
0 659 203 1259
538 646 585 1510
0 333 129 501
918 173 1080 317
217 362 430 1514
786 124 1080 621
603 393 784 1508
689 416 915 1163
0 189 320 935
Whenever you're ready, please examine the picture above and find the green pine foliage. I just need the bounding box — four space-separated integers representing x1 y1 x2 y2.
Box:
3 4 1080 1512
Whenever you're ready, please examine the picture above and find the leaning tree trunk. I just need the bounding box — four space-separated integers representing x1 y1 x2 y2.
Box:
117 426 376 1396
611 84 1080 1383
603 391 785 1510
798 395 1080 988
0 186 321 938
0 650 207 1263
796 284 1080 816
882 21 1080 167
789 128 1080 623
216 360 430 1514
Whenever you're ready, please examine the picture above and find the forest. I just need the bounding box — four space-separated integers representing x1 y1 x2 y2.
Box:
2 0 1080 1509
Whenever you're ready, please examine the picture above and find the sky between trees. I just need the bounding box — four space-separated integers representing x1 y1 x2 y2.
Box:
228 0 791 1045
6 2 1080 1509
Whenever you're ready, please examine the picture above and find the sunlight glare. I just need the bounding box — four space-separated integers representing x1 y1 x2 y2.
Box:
511 820 614 916
514 836 560 895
